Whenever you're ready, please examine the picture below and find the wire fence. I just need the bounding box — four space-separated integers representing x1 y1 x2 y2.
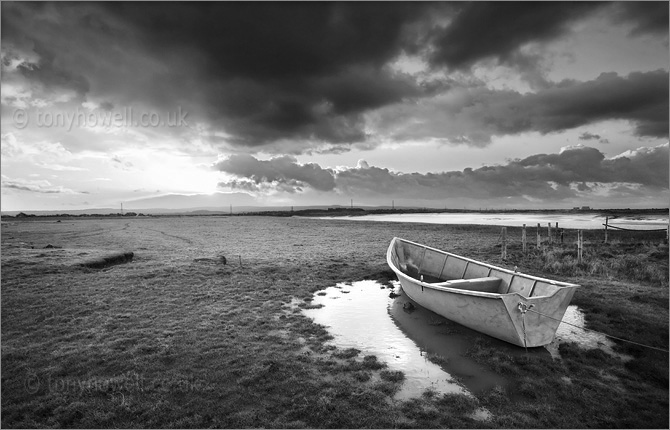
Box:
497 221 669 263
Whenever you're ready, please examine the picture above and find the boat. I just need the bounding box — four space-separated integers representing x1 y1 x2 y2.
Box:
386 237 579 347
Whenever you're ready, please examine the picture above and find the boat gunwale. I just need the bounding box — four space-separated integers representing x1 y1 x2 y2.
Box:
387 237 580 299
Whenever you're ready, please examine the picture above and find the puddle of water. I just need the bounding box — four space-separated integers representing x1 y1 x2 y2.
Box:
303 280 510 400
470 407 493 422
304 281 629 401
546 305 632 361
387 284 511 395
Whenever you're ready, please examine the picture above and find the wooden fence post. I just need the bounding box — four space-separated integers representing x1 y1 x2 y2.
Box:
604 216 608 244
577 230 583 264
548 223 552 245
522 224 527 253
537 223 541 248
501 227 507 260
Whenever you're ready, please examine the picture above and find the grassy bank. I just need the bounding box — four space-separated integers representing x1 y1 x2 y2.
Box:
2 217 668 428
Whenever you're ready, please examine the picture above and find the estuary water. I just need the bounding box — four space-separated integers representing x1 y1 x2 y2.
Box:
315 212 669 230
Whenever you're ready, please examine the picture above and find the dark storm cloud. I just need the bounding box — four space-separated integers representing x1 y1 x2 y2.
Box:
206 66 419 147
578 132 609 144
2 2 667 152
608 2 670 37
427 2 605 70
215 144 669 201
1 2 433 147
109 2 424 80
375 70 669 145
1 2 155 121
578 132 601 141
1 176 80 194
2 182 64 194
337 144 669 200
426 2 668 74
101 2 430 146
333 159 576 201
1 37 90 107
213 154 336 192
528 71 669 137
605 145 670 188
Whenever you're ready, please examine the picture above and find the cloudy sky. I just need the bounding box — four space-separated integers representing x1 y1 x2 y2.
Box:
1 2 668 212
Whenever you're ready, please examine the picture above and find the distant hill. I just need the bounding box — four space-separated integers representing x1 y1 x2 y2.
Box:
0 204 393 217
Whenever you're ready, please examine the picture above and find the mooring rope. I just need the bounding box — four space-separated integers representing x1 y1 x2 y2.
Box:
521 312 528 352
517 302 534 352
525 307 669 354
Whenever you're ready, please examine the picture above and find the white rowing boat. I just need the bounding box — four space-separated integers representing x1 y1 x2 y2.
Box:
386 237 579 347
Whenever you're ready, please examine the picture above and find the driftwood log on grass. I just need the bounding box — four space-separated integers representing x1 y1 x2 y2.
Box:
79 251 134 269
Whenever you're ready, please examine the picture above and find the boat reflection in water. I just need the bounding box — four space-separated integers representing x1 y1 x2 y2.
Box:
304 279 626 402
304 280 516 400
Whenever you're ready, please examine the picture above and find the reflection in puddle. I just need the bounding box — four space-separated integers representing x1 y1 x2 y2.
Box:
304 281 627 401
304 280 508 400
547 305 632 361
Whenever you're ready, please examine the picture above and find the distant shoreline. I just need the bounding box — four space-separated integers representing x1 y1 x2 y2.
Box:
1 207 668 219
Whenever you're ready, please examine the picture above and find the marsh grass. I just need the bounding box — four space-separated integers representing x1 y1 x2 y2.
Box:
497 226 668 287
465 337 668 428
534 240 669 287
1 217 667 428
1 259 402 428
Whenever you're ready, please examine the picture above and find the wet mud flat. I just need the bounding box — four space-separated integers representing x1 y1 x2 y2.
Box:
1 216 668 428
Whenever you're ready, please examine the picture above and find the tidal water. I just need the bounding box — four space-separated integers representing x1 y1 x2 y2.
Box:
315 212 668 230
304 280 626 400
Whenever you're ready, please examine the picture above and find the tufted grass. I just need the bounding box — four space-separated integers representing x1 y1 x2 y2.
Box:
1 216 667 428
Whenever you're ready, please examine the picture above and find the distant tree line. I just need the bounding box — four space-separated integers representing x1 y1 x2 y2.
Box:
4 212 147 219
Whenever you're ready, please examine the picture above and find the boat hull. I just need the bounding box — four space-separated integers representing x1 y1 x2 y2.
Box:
387 237 579 347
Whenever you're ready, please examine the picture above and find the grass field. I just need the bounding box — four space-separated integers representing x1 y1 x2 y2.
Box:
1 216 668 428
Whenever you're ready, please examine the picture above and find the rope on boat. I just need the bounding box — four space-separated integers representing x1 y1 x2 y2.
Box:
521 313 527 351
525 308 669 354
517 302 534 352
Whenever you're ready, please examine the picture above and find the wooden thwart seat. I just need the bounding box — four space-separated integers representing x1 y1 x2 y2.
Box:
429 276 502 293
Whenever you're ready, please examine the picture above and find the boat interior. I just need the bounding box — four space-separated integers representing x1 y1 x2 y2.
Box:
390 238 564 297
